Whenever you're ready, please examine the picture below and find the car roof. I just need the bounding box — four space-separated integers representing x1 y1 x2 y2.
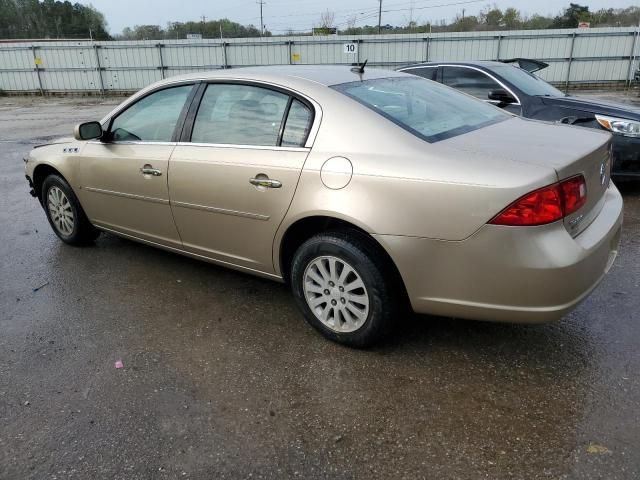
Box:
157 65 407 88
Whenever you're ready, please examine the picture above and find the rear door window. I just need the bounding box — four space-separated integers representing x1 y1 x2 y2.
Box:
191 84 289 146
404 66 438 81
442 66 502 101
281 99 312 147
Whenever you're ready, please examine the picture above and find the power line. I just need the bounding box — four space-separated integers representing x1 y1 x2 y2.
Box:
199 0 487 34
244 0 484 26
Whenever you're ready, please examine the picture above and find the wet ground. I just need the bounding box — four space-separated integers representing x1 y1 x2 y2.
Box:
1 93 639 479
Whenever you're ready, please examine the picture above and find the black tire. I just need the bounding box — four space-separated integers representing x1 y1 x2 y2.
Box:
42 174 99 245
290 230 401 348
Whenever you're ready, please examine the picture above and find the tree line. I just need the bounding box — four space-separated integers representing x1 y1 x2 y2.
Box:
119 19 267 41
339 4 640 35
0 2 638 41
0 0 110 39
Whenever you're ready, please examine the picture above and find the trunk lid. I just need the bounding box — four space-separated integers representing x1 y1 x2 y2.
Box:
558 137 611 237
442 116 612 237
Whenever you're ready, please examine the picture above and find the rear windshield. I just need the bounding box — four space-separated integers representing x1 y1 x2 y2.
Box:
332 76 508 142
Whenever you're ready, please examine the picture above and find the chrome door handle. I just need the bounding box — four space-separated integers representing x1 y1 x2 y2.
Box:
249 177 282 188
140 165 162 176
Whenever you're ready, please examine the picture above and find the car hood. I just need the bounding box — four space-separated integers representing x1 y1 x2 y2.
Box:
542 95 640 120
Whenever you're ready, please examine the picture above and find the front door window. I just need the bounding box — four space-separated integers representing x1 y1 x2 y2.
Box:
109 85 193 142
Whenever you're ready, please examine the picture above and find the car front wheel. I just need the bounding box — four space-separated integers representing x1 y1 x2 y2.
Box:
42 174 99 245
290 231 399 348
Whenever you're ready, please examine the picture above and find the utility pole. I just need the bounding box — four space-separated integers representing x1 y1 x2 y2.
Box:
378 0 382 34
462 8 465 22
408 0 414 31
201 15 206 36
257 0 266 36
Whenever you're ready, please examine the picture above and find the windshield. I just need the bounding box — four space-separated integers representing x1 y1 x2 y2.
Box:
492 65 564 97
332 77 509 143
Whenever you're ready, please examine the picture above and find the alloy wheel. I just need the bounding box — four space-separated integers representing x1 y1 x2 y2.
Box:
47 186 75 236
303 255 370 333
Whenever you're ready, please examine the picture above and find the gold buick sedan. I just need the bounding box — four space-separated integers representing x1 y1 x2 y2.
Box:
25 66 623 347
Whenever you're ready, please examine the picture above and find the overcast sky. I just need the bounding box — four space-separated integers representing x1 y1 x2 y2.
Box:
81 0 639 35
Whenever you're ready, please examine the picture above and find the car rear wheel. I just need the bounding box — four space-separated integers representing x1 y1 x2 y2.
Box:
290 231 399 347
42 174 99 245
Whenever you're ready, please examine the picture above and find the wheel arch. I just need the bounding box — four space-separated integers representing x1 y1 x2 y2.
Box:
276 215 410 306
32 163 67 204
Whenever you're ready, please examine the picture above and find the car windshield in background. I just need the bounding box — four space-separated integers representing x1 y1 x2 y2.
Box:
492 65 565 97
332 77 508 142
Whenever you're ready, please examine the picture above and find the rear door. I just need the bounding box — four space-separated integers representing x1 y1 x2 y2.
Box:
168 82 315 274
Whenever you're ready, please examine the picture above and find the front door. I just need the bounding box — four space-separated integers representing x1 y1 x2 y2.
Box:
77 84 195 247
168 83 315 273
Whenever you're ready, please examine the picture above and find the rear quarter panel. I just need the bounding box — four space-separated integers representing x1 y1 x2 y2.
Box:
274 90 560 274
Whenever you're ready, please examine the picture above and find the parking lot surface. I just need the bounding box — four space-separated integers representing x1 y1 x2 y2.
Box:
1 93 639 479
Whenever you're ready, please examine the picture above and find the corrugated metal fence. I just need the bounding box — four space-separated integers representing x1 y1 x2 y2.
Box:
1 27 639 94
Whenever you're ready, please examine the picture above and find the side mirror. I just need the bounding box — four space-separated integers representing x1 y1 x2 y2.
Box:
74 121 103 141
488 89 516 104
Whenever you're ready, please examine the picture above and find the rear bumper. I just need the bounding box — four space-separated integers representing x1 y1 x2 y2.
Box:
611 135 640 177
374 183 623 323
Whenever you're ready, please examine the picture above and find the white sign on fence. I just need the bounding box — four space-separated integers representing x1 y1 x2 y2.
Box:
343 42 358 54
186 33 203 39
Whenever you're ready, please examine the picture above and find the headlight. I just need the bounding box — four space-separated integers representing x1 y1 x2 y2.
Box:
595 114 640 137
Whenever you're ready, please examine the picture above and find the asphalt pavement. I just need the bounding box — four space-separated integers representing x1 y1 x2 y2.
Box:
1 93 639 479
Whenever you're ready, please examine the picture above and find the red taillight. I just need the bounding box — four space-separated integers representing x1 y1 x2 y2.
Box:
560 175 587 215
489 175 587 226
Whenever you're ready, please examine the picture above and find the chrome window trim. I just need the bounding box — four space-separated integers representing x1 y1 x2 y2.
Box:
403 64 522 107
101 78 323 150
175 141 309 152
87 140 177 146
400 65 438 72
87 140 310 151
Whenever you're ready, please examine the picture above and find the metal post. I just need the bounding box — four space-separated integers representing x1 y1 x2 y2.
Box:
565 31 576 93
625 28 639 89
31 45 44 96
495 35 502 61
356 39 362 64
222 42 228 69
287 41 292 65
93 44 105 96
157 43 165 79
424 36 430 62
